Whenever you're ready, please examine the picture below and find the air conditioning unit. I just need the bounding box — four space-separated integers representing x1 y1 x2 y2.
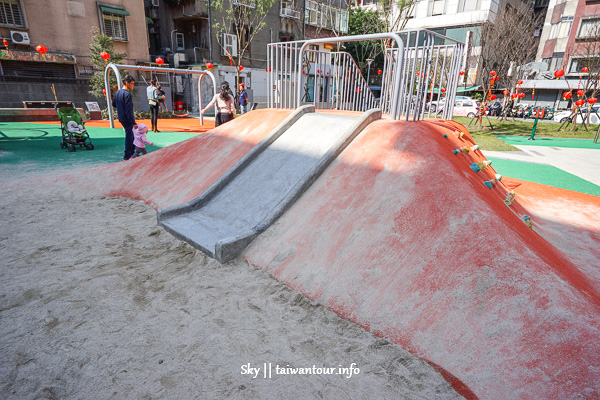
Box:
10 30 30 45
174 52 188 67
221 33 238 57
151 0 159 6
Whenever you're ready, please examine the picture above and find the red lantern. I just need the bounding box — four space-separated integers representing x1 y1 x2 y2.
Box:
494 75 499 81
102 88 106 95
326 72 329 75
416 71 420 76
205 62 213 70
317 69 321 73
576 99 585 106
155 57 164 66
554 69 564 78
441 88 446 93
588 97 598 104
577 89 584 97
459 71 465 76
563 92 572 99
100 51 110 60
517 80 523 85
490 94 497 100
489 80 495 86
377 69 382 75
518 92 525 98
503 90 509 95
582 67 589 73
2 38 7 48
490 70 496 76
239 65 243 71
511 94 517 99
36 44 48 54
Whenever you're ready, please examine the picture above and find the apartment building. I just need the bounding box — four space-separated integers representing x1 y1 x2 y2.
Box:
147 0 348 109
537 0 600 75
359 0 541 88
0 0 149 108
516 0 600 108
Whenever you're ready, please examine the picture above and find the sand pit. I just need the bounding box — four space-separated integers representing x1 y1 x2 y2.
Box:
0 173 461 399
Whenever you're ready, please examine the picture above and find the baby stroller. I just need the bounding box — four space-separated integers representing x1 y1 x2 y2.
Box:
56 104 94 152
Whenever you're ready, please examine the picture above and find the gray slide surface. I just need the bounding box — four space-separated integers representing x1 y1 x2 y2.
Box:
158 108 381 262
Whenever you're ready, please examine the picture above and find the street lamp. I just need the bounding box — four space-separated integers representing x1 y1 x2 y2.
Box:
366 58 374 86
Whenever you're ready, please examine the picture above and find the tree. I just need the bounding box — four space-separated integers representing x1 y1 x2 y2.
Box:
88 27 127 99
474 1 540 127
211 0 278 93
345 8 385 80
347 0 414 70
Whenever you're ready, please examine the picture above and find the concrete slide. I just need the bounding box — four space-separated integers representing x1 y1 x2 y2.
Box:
157 106 381 262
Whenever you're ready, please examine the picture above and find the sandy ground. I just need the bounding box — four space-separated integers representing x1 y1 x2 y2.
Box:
0 172 461 399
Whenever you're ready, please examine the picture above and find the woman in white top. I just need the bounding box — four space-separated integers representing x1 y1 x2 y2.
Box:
201 81 236 127
147 78 160 132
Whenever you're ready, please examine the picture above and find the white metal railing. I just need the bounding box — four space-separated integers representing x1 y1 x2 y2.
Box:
266 42 378 112
266 29 464 120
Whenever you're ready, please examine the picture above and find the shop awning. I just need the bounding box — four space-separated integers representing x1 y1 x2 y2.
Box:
146 17 153 24
99 6 130 16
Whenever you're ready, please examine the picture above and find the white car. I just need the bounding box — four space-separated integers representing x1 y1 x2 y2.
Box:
553 106 600 124
452 99 480 118
426 96 476 112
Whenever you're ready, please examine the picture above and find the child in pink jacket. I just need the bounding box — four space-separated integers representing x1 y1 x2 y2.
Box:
131 123 153 158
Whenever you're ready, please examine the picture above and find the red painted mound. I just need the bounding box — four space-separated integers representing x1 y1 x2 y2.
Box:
61 109 292 208
242 119 600 399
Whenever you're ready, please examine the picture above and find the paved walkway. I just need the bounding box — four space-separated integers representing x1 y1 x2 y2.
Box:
483 144 600 187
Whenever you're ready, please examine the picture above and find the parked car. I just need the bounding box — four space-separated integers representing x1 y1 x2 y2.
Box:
426 96 476 112
553 106 600 124
452 99 480 118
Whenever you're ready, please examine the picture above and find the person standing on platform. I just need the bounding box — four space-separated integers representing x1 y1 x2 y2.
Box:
147 78 160 132
238 83 248 114
112 75 137 160
201 81 236 127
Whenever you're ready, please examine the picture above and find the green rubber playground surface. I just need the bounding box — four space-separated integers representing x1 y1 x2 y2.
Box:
496 135 600 149
488 157 600 197
0 122 198 178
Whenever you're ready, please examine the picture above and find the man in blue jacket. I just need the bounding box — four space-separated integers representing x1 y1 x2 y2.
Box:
112 75 137 160
238 83 248 114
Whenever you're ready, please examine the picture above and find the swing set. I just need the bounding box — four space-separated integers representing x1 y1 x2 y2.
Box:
103 63 217 128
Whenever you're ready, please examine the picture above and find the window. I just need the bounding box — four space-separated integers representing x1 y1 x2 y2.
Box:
458 0 481 12
429 0 445 16
221 33 238 57
578 18 600 39
77 65 95 78
569 57 597 74
340 9 348 33
549 16 573 39
100 7 129 41
0 0 26 28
